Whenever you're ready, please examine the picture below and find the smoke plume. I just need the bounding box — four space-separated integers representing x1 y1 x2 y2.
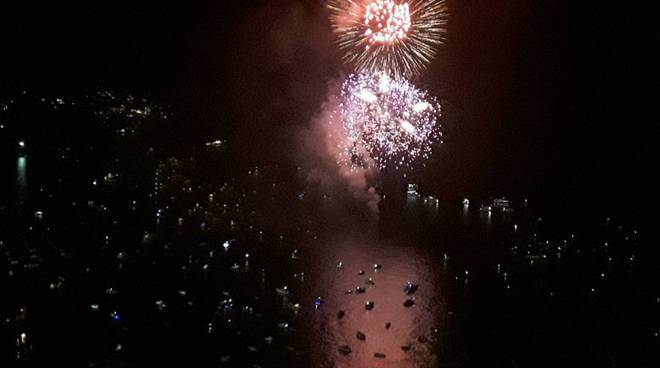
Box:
297 79 381 216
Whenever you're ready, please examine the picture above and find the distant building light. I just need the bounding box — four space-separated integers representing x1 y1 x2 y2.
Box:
492 198 511 208
205 140 226 147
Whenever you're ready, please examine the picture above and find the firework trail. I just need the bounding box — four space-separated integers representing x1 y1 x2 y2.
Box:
328 0 448 77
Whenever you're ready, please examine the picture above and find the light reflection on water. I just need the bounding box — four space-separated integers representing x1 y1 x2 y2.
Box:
16 156 28 207
305 237 445 367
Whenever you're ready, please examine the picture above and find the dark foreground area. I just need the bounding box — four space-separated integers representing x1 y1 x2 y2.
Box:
1 92 657 367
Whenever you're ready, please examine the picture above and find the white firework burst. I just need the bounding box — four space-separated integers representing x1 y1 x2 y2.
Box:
338 72 442 170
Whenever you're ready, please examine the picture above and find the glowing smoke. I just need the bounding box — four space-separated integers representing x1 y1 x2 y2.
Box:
298 79 381 215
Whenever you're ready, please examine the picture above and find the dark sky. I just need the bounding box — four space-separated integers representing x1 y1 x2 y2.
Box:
1 0 652 214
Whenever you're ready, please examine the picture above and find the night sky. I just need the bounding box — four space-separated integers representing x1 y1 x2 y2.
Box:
1 0 651 215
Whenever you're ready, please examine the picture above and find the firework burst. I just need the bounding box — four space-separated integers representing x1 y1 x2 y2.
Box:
338 72 442 170
328 0 448 77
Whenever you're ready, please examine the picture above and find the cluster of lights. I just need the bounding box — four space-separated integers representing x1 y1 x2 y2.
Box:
364 0 411 45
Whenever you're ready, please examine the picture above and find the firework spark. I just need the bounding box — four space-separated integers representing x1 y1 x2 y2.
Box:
338 72 441 170
328 0 448 77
